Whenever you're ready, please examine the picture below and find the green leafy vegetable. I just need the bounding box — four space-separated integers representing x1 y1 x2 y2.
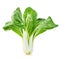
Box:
3 7 58 55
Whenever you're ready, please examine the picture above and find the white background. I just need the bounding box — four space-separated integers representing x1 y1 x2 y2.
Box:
0 0 60 59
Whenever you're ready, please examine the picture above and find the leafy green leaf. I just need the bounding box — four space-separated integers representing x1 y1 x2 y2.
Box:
33 16 58 37
3 7 24 37
11 7 23 27
3 21 13 30
12 25 23 37
46 16 58 29
23 7 37 36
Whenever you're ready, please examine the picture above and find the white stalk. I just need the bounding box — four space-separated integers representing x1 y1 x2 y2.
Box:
22 29 34 55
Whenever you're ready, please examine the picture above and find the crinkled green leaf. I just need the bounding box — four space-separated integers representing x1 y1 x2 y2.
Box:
3 7 24 37
3 21 13 30
46 16 58 29
3 21 23 37
23 7 37 36
11 7 23 27
12 25 23 37
33 16 58 37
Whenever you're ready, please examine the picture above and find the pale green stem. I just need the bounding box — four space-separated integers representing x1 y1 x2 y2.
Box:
22 29 34 55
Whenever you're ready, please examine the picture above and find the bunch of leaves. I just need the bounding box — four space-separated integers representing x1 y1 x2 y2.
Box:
3 7 58 55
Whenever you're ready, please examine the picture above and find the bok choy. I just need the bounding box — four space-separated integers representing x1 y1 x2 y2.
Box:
3 7 58 55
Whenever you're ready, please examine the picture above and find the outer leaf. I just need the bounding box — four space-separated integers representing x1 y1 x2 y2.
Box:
34 18 45 29
46 16 58 29
12 25 23 37
23 7 37 36
3 7 24 37
34 16 58 37
11 7 23 27
3 21 13 30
